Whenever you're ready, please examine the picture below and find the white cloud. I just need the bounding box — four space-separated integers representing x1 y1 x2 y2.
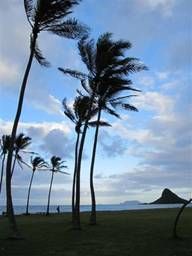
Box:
155 71 169 80
0 119 71 138
0 60 20 85
134 91 174 116
138 75 155 88
137 0 176 16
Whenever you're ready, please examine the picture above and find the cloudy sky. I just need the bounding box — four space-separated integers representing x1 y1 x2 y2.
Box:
0 0 191 206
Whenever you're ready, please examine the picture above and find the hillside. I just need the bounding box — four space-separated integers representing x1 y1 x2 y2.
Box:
150 188 188 204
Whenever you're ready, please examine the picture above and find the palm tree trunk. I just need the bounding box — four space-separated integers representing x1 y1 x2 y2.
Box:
0 154 6 194
89 108 101 225
5 32 38 238
74 93 96 229
72 132 80 223
46 171 54 216
11 155 17 179
26 171 35 215
173 199 192 238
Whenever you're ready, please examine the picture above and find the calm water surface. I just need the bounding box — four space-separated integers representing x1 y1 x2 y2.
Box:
1 203 191 215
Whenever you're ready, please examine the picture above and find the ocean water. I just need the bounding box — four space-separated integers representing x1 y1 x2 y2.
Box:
1 203 191 215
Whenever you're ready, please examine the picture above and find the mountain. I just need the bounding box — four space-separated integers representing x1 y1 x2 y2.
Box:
120 200 141 205
150 188 188 204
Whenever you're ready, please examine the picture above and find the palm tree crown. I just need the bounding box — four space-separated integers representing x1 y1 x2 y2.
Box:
0 135 11 156
62 95 99 133
24 0 88 66
50 156 68 173
31 156 48 171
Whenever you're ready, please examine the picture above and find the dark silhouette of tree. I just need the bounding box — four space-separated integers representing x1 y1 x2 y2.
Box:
62 96 109 223
89 93 139 225
46 156 68 216
0 135 11 194
11 133 32 178
26 156 48 215
173 198 192 238
5 0 88 237
59 33 147 228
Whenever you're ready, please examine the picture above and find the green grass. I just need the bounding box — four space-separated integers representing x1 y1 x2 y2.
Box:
0 208 192 256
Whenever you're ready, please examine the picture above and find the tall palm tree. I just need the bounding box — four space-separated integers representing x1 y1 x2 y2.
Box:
62 95 109 223
0 135 11 194
46 156 68 215
59 33 147 228
5 0 88 237
11 133 32 178
26 156 48 215
89 91 139 225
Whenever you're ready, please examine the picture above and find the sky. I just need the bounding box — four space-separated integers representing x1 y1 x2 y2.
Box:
0 0 191 206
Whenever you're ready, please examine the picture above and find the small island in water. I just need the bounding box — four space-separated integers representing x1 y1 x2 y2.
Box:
150 188 188 204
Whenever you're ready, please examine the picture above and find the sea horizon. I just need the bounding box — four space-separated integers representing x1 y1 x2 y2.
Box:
1 203 192 215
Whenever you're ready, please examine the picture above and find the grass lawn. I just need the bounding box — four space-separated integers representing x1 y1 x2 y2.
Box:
0 208 192 256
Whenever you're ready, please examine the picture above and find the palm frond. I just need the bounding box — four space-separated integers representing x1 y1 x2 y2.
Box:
15 133 32 151
81 79 92 95
58 170 69 175
78 37 96 73
122 103 138 111
58 67 87 80
62 98 76 123
88 121 111 127
110 95 138 102
33 40 50 67
35 0 81 27
24 0 34 27
104 106 120 118
48 18 89 39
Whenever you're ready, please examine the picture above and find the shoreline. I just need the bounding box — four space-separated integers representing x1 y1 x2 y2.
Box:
1 204 192 217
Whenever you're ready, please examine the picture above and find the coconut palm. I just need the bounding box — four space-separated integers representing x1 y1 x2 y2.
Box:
5 0 88 237
11 133 32 178
62 95 110 223
46 156 68 215
59 33 147 228
89 91 139 225
173 198 192 238
26 156 48 215
0 135 11 194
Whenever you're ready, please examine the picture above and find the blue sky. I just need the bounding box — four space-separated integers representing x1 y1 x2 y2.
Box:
0 0 191 205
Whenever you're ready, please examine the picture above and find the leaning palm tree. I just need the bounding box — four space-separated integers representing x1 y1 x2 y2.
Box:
11 133 32 178
26 156 48 215
5 0 88 237
63 96 95 222
0 135 11 194
59 33 147 228
62 95 109 223
46 156 68 215
173 198 192 238
89 90 139 225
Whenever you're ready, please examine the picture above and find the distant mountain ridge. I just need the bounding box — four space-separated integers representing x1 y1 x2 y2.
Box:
150 188 187 204
120 200 141 205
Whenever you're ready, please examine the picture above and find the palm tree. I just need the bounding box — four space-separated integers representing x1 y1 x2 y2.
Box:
11 133 32 178
0 135 11 194
26 156 48 215
173 198 192 238
59 33 147 228
89 92 140 225
62 95 109 223
46 156 68 215
5 0 88 237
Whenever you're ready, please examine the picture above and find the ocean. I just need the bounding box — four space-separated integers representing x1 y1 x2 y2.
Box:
1 203 192 215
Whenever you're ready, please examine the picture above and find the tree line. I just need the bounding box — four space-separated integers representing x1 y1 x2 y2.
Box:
0 134 68 216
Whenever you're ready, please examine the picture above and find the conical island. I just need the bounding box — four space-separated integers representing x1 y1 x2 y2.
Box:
150 188 188 204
